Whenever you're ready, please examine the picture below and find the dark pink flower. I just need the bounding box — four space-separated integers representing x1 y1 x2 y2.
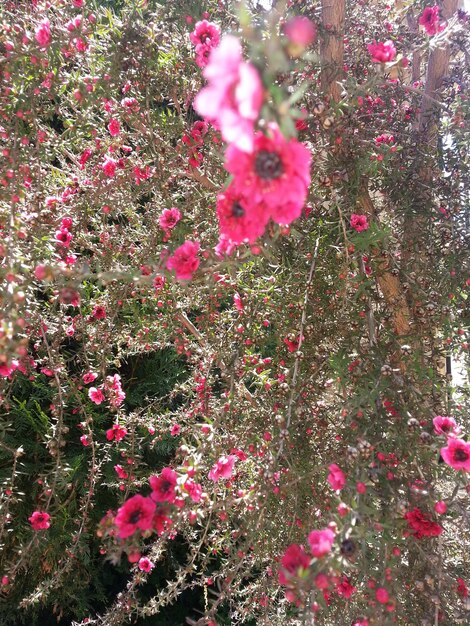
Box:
114 495 155 538
138 557 155 572
190 20 220 48
308 527 335 558
166 240 200 281
194 36 263 153
433 415 460 436
106 424 128 442
404 507 443 538
376 587 389 604
55 229 73 247
350 214 369 232
159 208 182 231
29 511 51 530
327 464 346 491
419 6 446 36
367 40 396 63
102 157 117 177
92 305 106 319
225 124 311 225
441 438 470 471
107 119 121 137
208 455 237 482
183 478 203 502
336 575 355 599
284 16 317 47
216 184 270 244
150 468 178 503
278 544 311 585
35 19 51 48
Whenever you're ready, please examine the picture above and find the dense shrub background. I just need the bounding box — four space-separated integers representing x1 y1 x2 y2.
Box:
0 1 469 625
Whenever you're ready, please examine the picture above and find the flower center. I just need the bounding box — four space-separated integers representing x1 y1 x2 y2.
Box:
129 510 141 524
231 202 245 218
254 150 284 180
454 448 469 462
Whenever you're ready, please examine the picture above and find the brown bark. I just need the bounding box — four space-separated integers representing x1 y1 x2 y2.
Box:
320 0 346 103
357 181 412 338
418 0 461 134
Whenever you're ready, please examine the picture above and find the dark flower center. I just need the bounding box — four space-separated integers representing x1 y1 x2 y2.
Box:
232 202 245 218
454 448 469 462
340 539 356 556
160 479 172 494
254 150 284 180
129 510 142 524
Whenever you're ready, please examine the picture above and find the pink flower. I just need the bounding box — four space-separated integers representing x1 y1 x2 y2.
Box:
327 464 346 491
441 438 470 471
404 507 443 538
183 478 203 502
350 214 369 232
376 588 389 604
278 544 311 585
88 386 105 405
55 229 73 247
433 415 460 436
284 16 317 47
138 557 155 572
80 434 90 446
336 575 355 599
194 36 263 153
150 468 178 503
225 124 311 225
216 184 270 244
308 527 335 558
106 424 128 442
72 0 84 7
102 157 117 177
166 240 200 281
419 6 446 36
83 371 98 384
434 501 447 514
92 305 106 319
159 208 182 231
35 19 51 48
114 495 155 538
367 40 397 63
115 464 129 479
105 374 126 407
29 511 51 530
170 423 181 436
190 20 220 48
107 119 121 136
208 454 237 482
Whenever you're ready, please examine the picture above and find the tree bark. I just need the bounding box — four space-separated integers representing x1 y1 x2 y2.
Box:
320 0 346 103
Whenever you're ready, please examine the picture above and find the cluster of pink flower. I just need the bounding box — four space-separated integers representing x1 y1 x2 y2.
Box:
55 216 73 248
87 373 125 408
189 19 220 68
181 121 209 169
196 35 311 244
434 415 470 472
279 527 361 607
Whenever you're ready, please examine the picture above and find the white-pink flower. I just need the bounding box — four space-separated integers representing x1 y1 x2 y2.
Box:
208 454 237 482
194 36 263 153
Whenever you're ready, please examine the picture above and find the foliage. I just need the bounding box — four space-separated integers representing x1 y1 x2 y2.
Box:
0 1 469 625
